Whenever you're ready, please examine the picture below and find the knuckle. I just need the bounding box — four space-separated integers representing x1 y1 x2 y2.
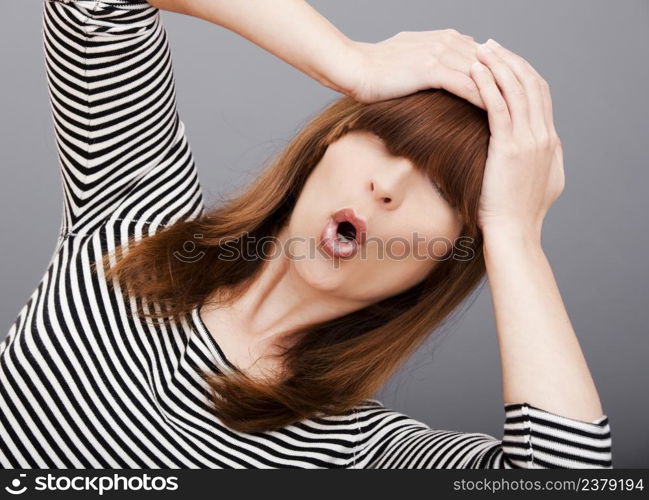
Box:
512 83 526 96
510 53 543 80
532 76 547 91
548 131 560 147
463 76 478 91
493 98 509 113
522 138 537 154
513 52 534 69
431 40 446 54
538 77 550 90
502 141 521 158
511 135 535 153
535 132 552 148
517 55 535 71
425 55 441 74
555 171 566 196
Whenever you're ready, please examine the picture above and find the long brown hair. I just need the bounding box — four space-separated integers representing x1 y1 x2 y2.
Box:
98 88 490 433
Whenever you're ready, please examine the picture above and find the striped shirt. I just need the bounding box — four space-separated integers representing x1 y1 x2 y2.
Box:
0 0 613 469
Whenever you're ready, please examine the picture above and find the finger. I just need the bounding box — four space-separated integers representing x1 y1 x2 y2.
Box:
436 47 485 95
429 65 486 109
470 61 512 136
494 41 543 79
476 42 530 134
431 42 487 108
485 39 548 136
498 45 557 139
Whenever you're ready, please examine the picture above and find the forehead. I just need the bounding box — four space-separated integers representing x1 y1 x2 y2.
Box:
332 130 424 173
332 130 391 157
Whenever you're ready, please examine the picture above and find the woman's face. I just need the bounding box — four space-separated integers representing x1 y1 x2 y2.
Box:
284 130 464 303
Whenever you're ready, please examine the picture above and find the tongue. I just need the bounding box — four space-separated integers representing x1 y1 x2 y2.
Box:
334 237 356 257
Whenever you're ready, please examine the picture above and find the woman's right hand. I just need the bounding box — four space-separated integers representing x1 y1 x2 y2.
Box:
340 29 486 108
472 39 563 241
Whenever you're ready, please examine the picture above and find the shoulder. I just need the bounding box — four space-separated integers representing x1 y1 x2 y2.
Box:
354 399 447 438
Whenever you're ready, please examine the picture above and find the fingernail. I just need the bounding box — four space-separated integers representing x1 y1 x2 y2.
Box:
486 38 500 48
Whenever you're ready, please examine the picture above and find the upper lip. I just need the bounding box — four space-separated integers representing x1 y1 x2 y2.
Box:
331 207 367 245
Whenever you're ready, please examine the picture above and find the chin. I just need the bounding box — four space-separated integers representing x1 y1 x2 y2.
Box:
291 253 349 292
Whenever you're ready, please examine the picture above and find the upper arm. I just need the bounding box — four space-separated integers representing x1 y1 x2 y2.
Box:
354 409 501 469
45 0 204 237
353 402 612 469
145 0 192 15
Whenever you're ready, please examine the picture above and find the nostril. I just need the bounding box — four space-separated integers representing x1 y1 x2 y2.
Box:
383 197 391 203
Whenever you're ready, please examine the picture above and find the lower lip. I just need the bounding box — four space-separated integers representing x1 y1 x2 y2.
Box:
320 217 359 258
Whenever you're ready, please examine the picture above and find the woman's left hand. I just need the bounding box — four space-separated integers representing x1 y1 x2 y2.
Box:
341 29 486 108
471 39 564 242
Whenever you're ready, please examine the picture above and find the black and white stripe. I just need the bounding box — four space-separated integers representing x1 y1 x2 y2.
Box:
0 0 613 469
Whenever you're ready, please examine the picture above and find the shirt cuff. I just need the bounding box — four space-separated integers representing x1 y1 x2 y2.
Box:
502 402 612 468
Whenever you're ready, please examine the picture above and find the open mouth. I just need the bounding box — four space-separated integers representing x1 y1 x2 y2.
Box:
320 208 367 258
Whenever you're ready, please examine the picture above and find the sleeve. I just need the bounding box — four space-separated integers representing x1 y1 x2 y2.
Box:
43 0 204 238
354 400 612 469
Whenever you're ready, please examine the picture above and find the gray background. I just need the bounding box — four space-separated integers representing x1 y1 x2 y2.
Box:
2 0 647 467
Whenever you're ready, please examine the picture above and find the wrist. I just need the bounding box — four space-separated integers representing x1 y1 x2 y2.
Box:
319 39 367 99
482 223 543 253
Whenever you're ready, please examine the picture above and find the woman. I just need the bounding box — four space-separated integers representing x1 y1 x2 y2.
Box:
0 0 612 468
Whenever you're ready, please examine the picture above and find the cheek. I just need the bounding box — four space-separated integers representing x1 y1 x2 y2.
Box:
377 237 440 292
288 180 325 240
409 205 463 256
362 216 461 296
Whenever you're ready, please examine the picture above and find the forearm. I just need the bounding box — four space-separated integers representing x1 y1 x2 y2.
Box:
148 0 360 95
483 228 604 422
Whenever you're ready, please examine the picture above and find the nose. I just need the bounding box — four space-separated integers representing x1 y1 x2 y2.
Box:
368 159 412 209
